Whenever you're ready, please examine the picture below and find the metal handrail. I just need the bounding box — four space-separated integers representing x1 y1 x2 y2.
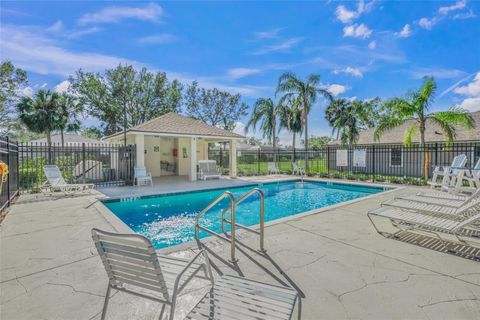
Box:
221 188 266 252
195 191 237 261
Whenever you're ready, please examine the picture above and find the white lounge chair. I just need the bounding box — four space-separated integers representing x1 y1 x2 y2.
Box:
43 165 94 194
198 160 221 180
381 194 480 219
268 162 281 174
461 158 480 189
428 154 467 189
92 229 301 320
134 166 153 186
292 162 305 176
91 228 213 320
396 188 480 208
367 206 480 257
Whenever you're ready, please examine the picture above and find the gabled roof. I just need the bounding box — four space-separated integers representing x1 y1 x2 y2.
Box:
107 112 244 139
329 110 480 145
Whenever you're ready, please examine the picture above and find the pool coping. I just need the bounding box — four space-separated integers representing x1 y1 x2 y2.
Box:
94 177 404 254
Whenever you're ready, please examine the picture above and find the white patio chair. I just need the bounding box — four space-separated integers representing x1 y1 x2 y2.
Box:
185 274 301 320
396 188 480 209
91 228 213 320
461 158 480 189
367 206 480 258
381 191 480 219
428 154 467 189
134 166 153 186
268 162 280 174
198 160 221 180
292 162 305 176
43 165 94 194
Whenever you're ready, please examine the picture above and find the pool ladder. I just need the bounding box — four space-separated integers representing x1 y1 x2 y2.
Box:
194 188 265 262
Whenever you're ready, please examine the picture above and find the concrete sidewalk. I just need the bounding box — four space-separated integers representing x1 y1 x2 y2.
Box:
1 186 479 319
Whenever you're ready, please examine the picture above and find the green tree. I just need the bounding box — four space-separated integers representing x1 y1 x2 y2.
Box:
17 89 61 146
375 77 474 177
184 81 248 130
245 98 279 154
57 93 83 147
243 136 263 146
70 65 183 138
0 61 28 135
276 72 333 170
277 95 302 160
327 98 380 145
81 126 102 140
304 135 333 150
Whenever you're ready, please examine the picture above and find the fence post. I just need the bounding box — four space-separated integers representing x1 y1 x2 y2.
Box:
327 146 330 175
82 143 86 184
372 145 375 182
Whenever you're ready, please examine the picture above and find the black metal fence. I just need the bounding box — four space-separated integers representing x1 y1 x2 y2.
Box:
210 141 480 185
18 142 136 193
0 136 19 213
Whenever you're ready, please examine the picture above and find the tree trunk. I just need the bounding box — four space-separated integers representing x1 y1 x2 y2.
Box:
420 122 429 179
46 129 52 146
292 131 296 163
272 119 277 163
60 128 65 148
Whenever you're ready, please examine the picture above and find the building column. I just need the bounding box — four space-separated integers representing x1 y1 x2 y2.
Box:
135 134 145 168
229 139 237 178
189 137 197 181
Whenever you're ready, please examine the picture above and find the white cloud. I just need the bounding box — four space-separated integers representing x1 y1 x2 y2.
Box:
454 72 480 97
137 34 177 44
20 87 33 97
78 2 163 25
327 84 348 96
47 20 64 32
419 17 437 30
252 37 304 55
1 24 145 77
438 0 466 15
368 40 376 49
227 68 261 79
55 80 71 93
233 122 246 135
395 24 412 38
343 23 372 39
253 28 283 39
46 20 101 39
454 72 480 111
453 10 477 19
411 68 467 79
333 67 363 78
335 0 375 24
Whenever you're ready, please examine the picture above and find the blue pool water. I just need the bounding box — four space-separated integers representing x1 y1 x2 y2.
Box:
103 181 387 249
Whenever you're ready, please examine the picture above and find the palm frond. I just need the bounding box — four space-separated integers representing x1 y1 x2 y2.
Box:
403 124 418 147
374 115 404 142
430 107 475 147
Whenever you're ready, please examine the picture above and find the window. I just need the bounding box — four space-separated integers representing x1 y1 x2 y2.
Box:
390 148 403 167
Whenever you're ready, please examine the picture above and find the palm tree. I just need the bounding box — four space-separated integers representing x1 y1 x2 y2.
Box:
278 96 302 161
58 93 83 147
327 98 380 145
375 77 474 177
276 72 333 171
17 89 61 146
245 98 279 153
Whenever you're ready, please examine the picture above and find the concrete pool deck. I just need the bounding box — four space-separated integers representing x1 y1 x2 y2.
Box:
1 178 479 319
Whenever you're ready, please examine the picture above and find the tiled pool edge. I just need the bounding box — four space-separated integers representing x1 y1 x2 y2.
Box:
94 178 403 254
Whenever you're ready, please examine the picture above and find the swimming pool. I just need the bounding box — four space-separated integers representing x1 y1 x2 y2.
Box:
102 180 388 249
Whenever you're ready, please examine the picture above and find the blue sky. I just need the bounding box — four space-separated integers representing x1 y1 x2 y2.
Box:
1 1 479 144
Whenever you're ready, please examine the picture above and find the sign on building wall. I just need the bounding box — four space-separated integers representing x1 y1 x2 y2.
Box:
336 149 348 167
353 148 366 167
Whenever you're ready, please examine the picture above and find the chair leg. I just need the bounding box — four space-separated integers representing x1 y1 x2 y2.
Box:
158 304 166 320
101 286 112 320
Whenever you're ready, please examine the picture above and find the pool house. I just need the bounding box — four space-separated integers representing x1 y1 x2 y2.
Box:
104 112 244 181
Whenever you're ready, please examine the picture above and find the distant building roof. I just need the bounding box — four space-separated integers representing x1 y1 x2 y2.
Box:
106 112 244 140
329 110 480 145
28 133 103 145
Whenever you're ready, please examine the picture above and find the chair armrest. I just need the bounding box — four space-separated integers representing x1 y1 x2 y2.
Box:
172 250 212 297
